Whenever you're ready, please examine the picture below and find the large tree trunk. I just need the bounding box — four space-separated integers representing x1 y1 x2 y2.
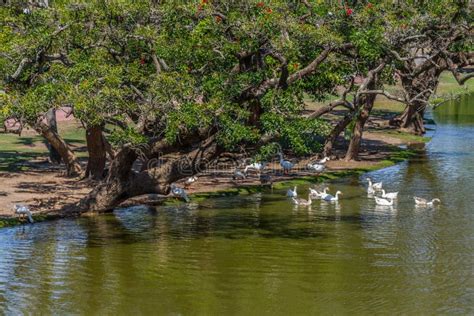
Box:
35 121 82 176
77 135 221 213
45 108 62 164
390 102 426 135
85 126 107 180
343 62 384 161
344 93 377 161
323 114 353 157
390 66 441 135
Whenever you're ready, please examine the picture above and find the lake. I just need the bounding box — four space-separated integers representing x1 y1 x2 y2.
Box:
0 94 473 315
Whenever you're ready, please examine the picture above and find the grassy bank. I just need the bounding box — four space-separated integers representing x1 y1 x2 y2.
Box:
0 121 86 172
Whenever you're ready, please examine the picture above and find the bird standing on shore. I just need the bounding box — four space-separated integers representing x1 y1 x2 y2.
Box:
233 169 246 181
170 184 190 202
278 152 295 175
184 176 198 188
13 204 34 223
307 157 330 173
259 174 273 186
244 162 267 176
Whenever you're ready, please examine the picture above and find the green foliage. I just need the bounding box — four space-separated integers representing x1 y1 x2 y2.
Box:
0 0 471 159
109 126 147 147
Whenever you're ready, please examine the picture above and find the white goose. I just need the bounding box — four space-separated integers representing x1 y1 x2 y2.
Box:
375 196 393 206
367 185 375 195
278 152 295 174
292 194 312 206
367 177 383 191
414 197 441 207
323 191 342 202
286 186 297 198
244 162 267 174
170 184 190 202
307 157 330 173
381 189 398 200
233 169 246 181
13 204 34 223
309 187 329 199
184 176 198 188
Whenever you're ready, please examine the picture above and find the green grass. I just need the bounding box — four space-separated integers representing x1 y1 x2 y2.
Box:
0 213 60 228
308 71 473 114
0 122 86 172
375 130 431 143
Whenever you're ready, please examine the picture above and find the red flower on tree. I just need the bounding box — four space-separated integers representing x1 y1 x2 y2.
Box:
266 7 272 14
256 2 265 8
346 8 353 16
367 3 373 9
140 58 146 65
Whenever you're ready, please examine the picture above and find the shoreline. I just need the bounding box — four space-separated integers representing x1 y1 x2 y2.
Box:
0 129 428 228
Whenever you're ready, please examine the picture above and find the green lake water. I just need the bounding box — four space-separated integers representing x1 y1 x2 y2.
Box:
0 94 473 315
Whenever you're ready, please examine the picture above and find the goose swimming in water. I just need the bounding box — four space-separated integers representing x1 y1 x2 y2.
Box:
13 204 34 223
291 194 312 206
375 196 394 206
309 187 329 199
286 186 297 198
414 197 441 207
381 189 398 200
170 184 190 202
323 191 342 202
367 177 383 191
278 152 294 175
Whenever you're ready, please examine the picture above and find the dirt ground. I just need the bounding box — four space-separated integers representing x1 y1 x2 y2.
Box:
0 128 419 220
0 160 91 218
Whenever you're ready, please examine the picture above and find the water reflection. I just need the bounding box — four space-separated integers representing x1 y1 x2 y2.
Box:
1 94 474 314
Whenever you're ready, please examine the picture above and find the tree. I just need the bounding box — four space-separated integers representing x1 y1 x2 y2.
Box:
386 1 473 134
1 0 472 212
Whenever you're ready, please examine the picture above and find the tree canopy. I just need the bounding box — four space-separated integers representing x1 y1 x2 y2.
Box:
0 0 472 211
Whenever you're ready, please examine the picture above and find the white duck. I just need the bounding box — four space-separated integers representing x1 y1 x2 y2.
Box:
367 185 376 195
170 184 190 202
184 176 198 188
307 157 330 173
278 152 295 174
414 197 441 207
309 187 329 199
375 196 393 206
233 169 246 181
13 204 34 223
286 186 297 198
367 177 383 191
323 191 342 202
291 194 312 206
381 189 398 199
244 162 266 174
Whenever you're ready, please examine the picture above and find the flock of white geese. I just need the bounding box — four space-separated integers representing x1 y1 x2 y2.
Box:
287 177 441 208
171 152 441 209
